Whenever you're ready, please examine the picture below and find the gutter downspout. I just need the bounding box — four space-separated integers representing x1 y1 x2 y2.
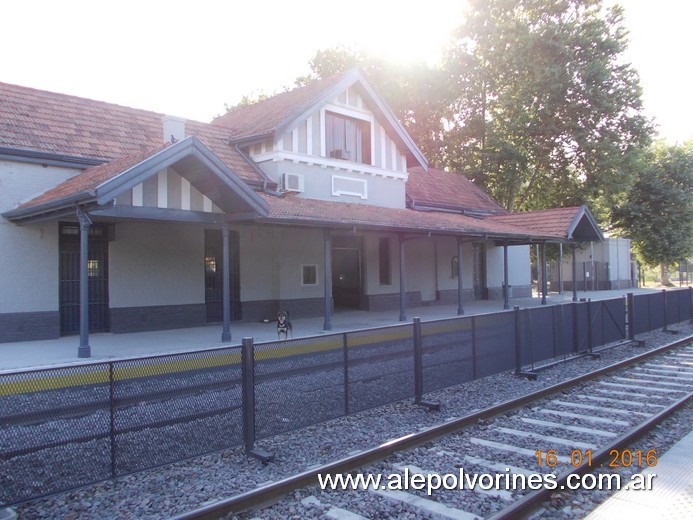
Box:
233 143 283 196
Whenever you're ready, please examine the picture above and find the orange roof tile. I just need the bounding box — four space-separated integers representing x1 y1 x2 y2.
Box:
406 166 506 215
15 144 171 210
260 193 561 239
210 73 345 139
0 81 263 183
489 207 584 239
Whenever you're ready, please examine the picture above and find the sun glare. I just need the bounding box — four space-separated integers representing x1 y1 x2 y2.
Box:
312 0 466 66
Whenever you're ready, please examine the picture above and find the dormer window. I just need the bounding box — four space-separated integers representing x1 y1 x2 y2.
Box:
325 111 371 164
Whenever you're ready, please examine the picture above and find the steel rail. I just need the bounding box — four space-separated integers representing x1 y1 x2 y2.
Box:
488 390 693 520
172 334 692 520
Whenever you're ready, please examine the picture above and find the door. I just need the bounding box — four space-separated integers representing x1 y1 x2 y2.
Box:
204 229 241 322
59 223 110 334
473 243 487 300
332 236 362 309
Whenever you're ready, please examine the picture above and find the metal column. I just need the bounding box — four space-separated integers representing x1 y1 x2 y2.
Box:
503 241 510 310
77 207 92 358
323 231 332 331
221 224 232 342
457 237 464 315
540 243 547 305
558 243 564 294
399 234 407 322
571 243 578 302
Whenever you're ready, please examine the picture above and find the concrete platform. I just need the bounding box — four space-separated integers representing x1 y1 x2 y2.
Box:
0 288 665 372
585 429 693 519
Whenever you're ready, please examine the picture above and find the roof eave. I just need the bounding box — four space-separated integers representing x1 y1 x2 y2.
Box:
0 147 106 169
2 190 96 222
567 205 604 242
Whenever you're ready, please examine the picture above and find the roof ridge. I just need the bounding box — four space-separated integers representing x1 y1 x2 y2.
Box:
210 71 345 126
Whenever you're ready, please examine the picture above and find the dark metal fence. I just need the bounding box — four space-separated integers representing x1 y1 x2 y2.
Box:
1 288 691 507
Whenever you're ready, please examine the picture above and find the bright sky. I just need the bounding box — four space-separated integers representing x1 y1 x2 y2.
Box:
1 0 690 143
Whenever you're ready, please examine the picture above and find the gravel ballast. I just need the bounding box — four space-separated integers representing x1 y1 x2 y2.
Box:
13 322 692 519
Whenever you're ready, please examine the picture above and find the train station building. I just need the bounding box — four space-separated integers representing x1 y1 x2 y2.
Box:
0 69 604 350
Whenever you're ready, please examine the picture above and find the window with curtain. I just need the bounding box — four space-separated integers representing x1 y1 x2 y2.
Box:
325 111 371 164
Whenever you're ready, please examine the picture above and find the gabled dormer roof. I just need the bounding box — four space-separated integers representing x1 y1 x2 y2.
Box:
489 205 604 242
212 68 428 170
3 136 269 223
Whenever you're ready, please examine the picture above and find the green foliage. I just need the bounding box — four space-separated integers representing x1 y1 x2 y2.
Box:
440 0 653 213
224 90 277 112
613 142 693 267
296 0 652 219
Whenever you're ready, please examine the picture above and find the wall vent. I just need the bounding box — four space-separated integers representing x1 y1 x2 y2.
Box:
332 175 367 199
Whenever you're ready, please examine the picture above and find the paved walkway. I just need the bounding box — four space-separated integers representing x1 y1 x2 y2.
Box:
0 287 671 372
585 429 693 519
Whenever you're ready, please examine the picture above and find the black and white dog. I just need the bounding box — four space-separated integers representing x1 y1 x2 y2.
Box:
277 310 293 339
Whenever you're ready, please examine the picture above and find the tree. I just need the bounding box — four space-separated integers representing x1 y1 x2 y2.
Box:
440 0 653 213
614 142 693 280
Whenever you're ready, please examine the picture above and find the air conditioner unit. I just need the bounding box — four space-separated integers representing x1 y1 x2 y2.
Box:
330 149 352 160
282 172 304 192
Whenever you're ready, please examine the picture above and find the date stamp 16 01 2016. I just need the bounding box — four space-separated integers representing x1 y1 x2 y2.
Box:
535 449 658 468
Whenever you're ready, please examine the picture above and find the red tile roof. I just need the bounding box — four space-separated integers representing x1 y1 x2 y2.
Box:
1 80 598 242
406 166 507 215
14 144 171 210
489 207 584 239
260 193 560 239
0 81 263 183
210 73 345 139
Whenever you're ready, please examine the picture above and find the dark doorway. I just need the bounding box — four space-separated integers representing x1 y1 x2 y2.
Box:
473 243 488 300
59 223 110 335
204 229 241 322
332 236 362 309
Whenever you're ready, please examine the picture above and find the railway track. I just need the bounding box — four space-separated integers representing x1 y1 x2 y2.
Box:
174 335 693 520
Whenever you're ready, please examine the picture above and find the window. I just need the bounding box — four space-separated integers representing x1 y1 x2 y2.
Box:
379 238 391 285
87 259 100 277
302 264 318 286
325 111 371 164
205 256 217 273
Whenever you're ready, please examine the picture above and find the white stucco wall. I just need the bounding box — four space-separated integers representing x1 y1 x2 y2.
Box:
0 160 80 313
604 238 631 282
238 226 278 301
108 222 204 307
560 239 631 283
261 161 407 209
435 238 475 291
404 238 437 301
486 244 531 288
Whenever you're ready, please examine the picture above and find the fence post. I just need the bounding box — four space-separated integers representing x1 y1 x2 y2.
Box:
662 289 669 332
343 333 349 416
109 362 116 479
572 301 579 354
471 315 477 380
514 307 536 379
661 289 679 334
413 318 440 411
241 337 273 463
587 299 593 355
627 293 635 341
586 299 601 358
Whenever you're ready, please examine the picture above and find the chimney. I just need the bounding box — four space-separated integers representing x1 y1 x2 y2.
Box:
162 115 186 144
